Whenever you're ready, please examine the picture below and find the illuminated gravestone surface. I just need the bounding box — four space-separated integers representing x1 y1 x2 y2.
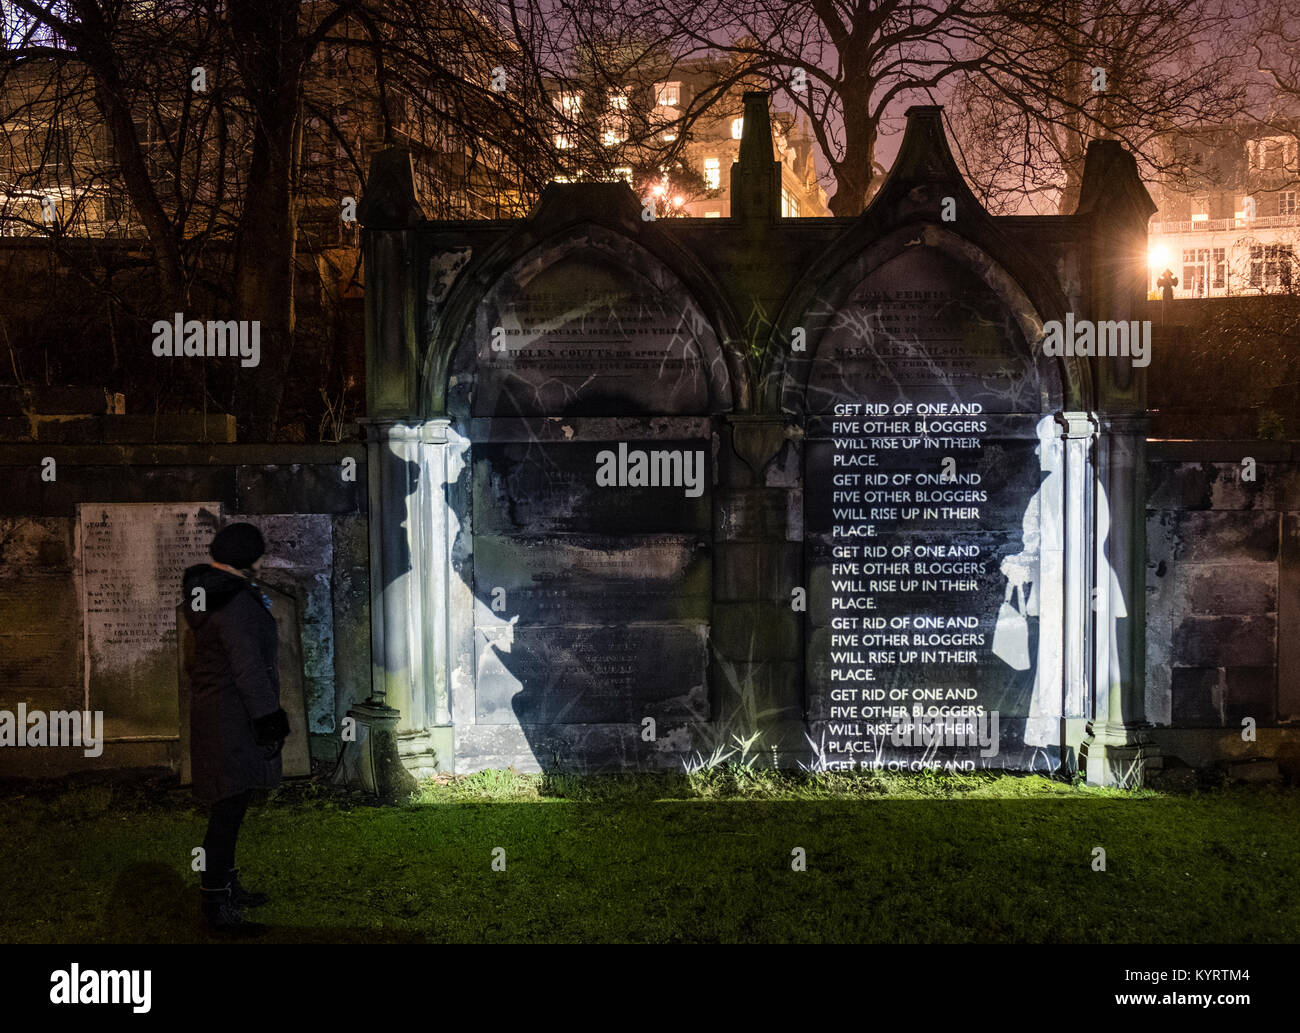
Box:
448 227 725 737
803 248 1057 771
358 101 1159 786
79 502 221 738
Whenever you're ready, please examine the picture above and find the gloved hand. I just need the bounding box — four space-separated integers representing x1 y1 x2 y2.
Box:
252 708 290 747
261 738 285 759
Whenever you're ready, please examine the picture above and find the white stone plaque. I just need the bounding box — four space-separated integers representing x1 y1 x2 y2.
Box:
79 503 222 739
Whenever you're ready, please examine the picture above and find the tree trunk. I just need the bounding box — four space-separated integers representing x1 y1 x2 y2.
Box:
828 95 878 217
227 0 304 440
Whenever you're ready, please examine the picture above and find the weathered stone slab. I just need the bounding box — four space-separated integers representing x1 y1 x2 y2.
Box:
472 440 711 535
1171 615 1275 668
1147 510 1278 564
473 623 708 724
450 226 729 417
0 516 74 569
1171 667 1222 726
714 489 800 541
713 542 801 601
78 502 222 739
1224 667 1275 726
712 601 801 661
2 468 237 517
801 248 1041 415
235 462 364 514
0 578 80 691
1185 564 1276 615
472 533 710 625
239 514 335 733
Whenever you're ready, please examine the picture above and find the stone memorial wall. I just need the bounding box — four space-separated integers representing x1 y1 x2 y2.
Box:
354 98 1196 787
0 441 368 778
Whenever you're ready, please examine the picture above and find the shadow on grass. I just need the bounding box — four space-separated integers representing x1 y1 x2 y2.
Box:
97 863 431 944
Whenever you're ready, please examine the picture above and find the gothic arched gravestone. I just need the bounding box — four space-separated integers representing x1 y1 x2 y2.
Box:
445 224 732 768
793 238 1066 772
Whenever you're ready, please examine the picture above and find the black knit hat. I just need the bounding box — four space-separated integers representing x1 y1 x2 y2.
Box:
210 522 266 568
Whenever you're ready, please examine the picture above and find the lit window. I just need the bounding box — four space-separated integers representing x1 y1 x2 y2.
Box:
609 90 628 111
556 92 581 115
602 116 627 147
731 117 744 140
703 157 720 190
553 133 573 150
704 210 721 218
1191 195 1208 222
781 186 800 218
661 131 677 142
1249 135 1294 170
654 81 681 107
1249 244 1294 288
1182 248 1210 296
613 167 633 184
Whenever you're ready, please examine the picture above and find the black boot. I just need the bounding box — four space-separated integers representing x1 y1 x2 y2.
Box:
200 885 265 937
227 868 269 909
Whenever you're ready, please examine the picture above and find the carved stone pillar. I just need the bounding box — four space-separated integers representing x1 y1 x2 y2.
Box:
1057 412 1097 769
1080 413 1160 786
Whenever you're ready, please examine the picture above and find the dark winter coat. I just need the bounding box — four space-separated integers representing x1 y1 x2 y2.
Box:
181 564 288 804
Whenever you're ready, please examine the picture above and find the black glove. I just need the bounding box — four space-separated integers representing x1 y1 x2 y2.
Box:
252 708 290 746
261 739 285 760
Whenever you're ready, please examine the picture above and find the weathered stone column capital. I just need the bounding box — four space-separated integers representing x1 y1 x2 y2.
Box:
359 417 451 444
1055 411 1098 440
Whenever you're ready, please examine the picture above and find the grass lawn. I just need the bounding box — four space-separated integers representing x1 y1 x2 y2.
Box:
0 769 1296 943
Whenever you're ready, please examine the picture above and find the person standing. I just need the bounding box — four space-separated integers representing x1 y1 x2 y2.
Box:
181 522 289 936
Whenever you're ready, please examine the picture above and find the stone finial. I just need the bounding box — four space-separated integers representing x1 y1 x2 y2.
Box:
1075 139 1157 225
738 91 774 167
730 92 781 223
860 105 984 222
357 146 426 229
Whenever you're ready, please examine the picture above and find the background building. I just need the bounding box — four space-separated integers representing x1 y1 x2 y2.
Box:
1146 120 1300 297
546 57 829 218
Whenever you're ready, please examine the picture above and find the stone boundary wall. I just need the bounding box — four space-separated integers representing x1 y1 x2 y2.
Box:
1146 438 1300 773
0 443 367 778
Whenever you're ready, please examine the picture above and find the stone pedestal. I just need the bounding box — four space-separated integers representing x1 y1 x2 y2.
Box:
337 700 417 799
1080 719 1160 788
